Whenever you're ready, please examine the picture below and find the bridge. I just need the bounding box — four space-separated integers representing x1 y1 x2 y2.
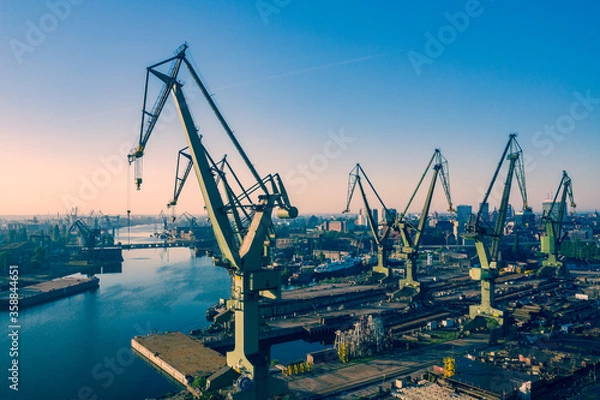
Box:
121 242 192 250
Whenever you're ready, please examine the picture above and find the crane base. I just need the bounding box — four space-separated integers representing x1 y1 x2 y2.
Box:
370 267 394 284
229 375 287 400
389 284 421 302
538 264 568 278
469 305 504 328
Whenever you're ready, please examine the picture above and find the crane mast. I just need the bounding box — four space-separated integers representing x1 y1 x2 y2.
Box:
128 45 297 399
394 149 454 299
462 133 529 328
167 147 193 209
539 170 575 277
343 164 395 283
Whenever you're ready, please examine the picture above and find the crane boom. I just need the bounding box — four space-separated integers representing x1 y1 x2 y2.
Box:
167 147 193 208
181 56 267 194
344 164 394 282
128 45 187 190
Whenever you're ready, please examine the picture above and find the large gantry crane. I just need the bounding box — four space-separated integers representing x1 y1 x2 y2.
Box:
539 170 575 277
462 134 530 329
128 44 297 399
394 149 454 299
343 164 396 283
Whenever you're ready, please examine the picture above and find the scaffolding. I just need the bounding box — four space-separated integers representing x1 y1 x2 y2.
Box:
334 315 385 362
443 357 456 378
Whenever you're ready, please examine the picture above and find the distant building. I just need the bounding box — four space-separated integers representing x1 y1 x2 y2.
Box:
507 204 515 219
568 227 593 241
324 220 346 233
515 210 536 227
345 219 356 232
381 208 396 225
357 208 381 228
306 215 320 229
542 200 565 222
456 204 472 244
357 209 368 227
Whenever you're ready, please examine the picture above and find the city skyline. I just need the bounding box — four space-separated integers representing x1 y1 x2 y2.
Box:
1 1 599 217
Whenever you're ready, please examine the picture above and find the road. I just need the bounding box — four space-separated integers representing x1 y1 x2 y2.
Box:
286 334 490 399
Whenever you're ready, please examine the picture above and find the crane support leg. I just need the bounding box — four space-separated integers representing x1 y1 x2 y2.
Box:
371 247 393 283
227 270 286 399
468 278 504 325
400 258 420 290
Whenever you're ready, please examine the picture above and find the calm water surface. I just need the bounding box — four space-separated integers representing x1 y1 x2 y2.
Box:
2 226 230 400
2 225 326 400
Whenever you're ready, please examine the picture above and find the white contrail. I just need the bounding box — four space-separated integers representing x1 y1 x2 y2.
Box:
71 106 137 122
213 52 394 92
71 52 393 121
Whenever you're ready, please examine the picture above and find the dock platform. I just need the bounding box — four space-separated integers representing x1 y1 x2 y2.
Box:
132 332 227 396
0 274 99 309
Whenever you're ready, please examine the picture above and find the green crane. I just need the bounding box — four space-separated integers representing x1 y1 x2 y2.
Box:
394 149 454 299
462 134 530 328
343 163 395 283
539 171 575 277
128 44 297 399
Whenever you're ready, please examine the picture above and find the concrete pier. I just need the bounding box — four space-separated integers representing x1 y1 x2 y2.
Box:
0 274 99 308
132 332 227 397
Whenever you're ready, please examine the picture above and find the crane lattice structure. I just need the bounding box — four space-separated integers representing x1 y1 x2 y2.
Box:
344 164 396 283
462 134 530 329
393 149 454 300
539 170 575 277
334 315 385 362
128 44 297 399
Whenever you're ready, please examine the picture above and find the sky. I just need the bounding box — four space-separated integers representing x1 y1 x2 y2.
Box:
0 1 599 219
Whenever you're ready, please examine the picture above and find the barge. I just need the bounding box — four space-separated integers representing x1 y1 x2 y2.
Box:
0 274 99 309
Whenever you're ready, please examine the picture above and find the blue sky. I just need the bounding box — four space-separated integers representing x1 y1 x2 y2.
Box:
0 1 599 217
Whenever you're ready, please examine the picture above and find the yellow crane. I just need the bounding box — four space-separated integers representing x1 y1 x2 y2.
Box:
128 44 297 399
462 134 530 330
539 170 575 277
343 163 396 283
394 149 454 300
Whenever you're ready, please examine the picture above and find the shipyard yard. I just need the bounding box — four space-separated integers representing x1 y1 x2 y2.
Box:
3 3 600 400
114 254 599 399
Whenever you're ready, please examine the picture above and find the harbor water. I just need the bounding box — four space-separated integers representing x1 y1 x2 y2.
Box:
1 225 325 399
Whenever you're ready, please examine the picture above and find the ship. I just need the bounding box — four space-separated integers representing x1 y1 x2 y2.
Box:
314 256 362 275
